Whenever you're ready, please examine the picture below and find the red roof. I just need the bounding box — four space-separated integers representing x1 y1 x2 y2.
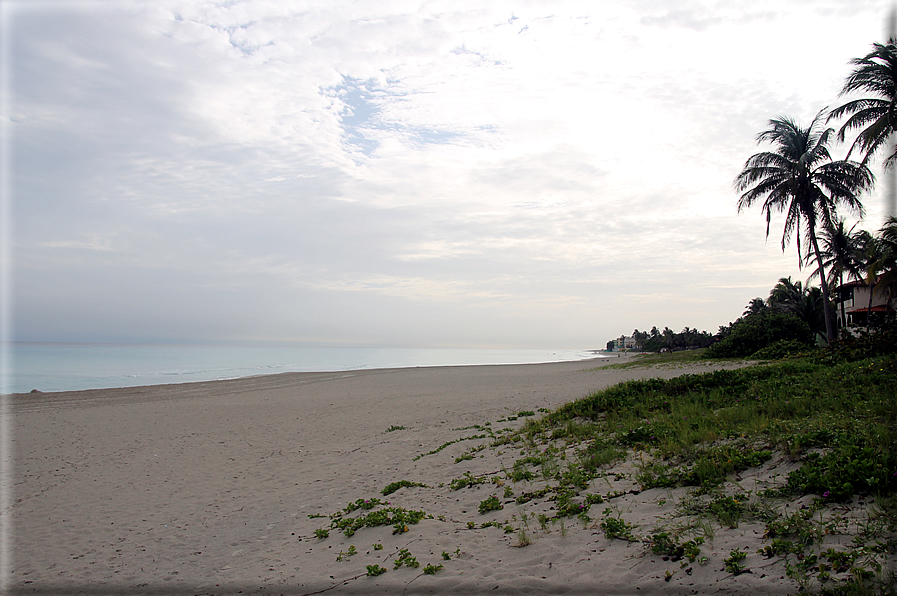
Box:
847 305 892 313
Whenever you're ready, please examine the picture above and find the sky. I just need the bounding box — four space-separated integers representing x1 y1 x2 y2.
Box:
2 0 896 349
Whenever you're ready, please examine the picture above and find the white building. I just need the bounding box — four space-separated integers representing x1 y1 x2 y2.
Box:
612 336 640 351
834 280 896 329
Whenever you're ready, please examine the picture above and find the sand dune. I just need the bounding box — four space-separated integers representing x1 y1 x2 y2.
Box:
9 355 875 595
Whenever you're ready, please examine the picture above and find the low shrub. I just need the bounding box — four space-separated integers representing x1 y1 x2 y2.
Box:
785 444 897 501
751 339 817 360
705 311 813 359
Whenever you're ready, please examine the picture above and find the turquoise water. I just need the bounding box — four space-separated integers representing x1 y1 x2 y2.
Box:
3 343 603 394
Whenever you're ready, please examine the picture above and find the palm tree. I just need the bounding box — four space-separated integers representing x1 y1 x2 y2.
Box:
793 286 826 343
735 112 874 342
858 234 887 327
807 219 866 331
767 276 805 311
881 215 897 245
743 297 767 317
870 216 897 321
828 42 897 167
767 277 826 342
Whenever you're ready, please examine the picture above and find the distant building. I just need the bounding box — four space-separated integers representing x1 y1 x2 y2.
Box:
834 280 896 329
611 335 640 352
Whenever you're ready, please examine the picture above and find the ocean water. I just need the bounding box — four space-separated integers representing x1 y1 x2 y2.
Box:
2 343 604 394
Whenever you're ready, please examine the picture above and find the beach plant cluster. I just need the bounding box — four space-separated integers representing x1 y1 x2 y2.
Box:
333 506 427 537
381 480 428 496
754 496 897 592
599 511 637 541
314 496 429 538
413 433 489 461
486 350 896 593
455 444 486 463
393 548 418 569
449 471 488 490
478 495 502 514
650 532 704 563
520 354 896 496
307 342 896 594
314 502 453 583
723 548 748 575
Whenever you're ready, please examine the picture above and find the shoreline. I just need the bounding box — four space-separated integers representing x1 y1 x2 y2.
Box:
6 346 612 396
7 354 621 400
11 353 792 595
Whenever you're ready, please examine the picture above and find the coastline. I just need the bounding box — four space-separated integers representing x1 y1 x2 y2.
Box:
6 344 606 395
11 354 799 595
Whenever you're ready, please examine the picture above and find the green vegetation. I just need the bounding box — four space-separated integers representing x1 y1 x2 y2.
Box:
478 495 502 514
314 500 429 538
413 434 488 461
393 548 419 569
511 347 894 593
450 471 488 490
311 39 897 595
422 563 444 575
341 498 383 513
706 310 814 358
381 480 428 496
455 444 486 463
830 42 897 178
735 112 873 344
613 219 897 362
650 533 704 562
602 349 710 369
638 327 715 352
529 354 897 496
599 512 637 541
309 332 896 594
724 548 749 575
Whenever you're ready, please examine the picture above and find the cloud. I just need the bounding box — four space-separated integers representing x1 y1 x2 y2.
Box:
7 0 894 348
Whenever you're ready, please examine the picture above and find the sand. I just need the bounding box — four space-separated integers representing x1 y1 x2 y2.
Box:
6 355 889 595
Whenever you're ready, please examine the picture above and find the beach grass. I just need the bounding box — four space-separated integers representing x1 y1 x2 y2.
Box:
596 349 712 369
598 347 780 369
532 354 896 481
311 351 896 594
505 352 896 593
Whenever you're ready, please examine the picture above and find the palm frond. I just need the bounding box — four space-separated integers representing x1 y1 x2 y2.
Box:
830 42 897 165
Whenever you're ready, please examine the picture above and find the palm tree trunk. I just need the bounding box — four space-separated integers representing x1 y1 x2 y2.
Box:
810 229 836 343
867 279 876 328
838 272 846 334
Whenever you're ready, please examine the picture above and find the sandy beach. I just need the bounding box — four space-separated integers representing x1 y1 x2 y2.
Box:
7 355 874 595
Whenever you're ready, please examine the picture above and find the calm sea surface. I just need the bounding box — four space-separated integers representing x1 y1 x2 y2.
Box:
2 343 604 394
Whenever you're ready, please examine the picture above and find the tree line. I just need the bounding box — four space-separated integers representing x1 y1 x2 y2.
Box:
735 40 897 343
608 38 897 355
608 327 714 353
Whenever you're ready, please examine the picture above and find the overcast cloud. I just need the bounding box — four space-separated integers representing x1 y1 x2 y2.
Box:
3 0 894 348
